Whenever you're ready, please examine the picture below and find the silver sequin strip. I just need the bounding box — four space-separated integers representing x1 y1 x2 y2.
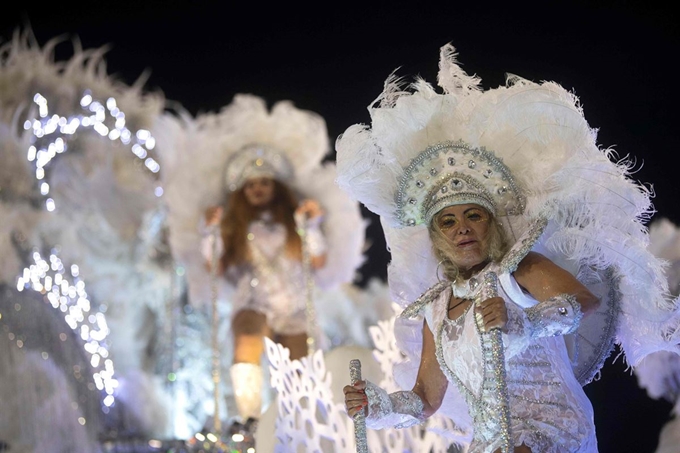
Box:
400 281 450 319
482 272 513 453
500 216 548 273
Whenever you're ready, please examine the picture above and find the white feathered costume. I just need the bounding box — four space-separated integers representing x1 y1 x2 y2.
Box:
336 44 680 452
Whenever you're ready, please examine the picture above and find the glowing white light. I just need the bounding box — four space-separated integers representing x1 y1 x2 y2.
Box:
40 182 50 195
136 129 150 141
154 186 163 197
36 168 44 180
80 94 92 107
231 433 244 442
45 198 55 212
27 146 36 161
194 433 206 442
103 395 115 407
144 137 156 150
93 122 109 136
132 144 147 158
144 157 160 173
148 440 162 448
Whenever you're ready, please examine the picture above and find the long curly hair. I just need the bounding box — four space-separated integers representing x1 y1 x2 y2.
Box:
220 179 302 271
428 208 510 282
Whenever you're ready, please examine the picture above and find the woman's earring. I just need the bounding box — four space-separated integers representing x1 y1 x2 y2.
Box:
436 260 445 283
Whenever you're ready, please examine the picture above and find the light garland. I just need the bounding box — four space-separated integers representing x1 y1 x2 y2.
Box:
23 91 162 210
16 250 119 411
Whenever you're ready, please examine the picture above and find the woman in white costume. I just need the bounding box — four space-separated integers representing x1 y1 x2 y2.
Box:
179 94 367 430
203 145 327 426
338 45 680 452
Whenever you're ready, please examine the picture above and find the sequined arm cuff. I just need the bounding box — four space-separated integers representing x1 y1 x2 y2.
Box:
305 222 327 257
200 230 224 263
524 294 583 338
364 380 426 430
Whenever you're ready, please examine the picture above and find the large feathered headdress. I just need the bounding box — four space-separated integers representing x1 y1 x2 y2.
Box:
336 44 680 374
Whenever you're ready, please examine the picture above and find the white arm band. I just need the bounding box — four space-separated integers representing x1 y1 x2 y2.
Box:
305 221 327 257
200 225 224 263
524 293 583 337
363 380 426 430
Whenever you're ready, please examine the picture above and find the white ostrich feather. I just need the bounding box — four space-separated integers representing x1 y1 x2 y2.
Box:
0 28 163 130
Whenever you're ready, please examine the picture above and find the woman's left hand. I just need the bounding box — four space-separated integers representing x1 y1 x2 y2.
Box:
474 296 508 333
296 199 324 221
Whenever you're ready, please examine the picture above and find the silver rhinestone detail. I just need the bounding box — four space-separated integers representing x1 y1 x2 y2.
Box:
448 157 456 165
468 160 476 169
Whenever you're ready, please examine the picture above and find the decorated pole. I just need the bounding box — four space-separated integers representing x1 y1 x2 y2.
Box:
208 225 222 434
296 213 317 356
480 272 511 453
349 359 369 453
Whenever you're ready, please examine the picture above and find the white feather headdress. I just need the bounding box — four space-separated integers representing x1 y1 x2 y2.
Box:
336 44 680 373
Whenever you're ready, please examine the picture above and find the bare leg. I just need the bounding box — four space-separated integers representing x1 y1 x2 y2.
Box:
232 309 270 364
230 309 271 421
276 332 308 361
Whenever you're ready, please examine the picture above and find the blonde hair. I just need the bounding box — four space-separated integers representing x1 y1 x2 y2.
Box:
428 209 510 281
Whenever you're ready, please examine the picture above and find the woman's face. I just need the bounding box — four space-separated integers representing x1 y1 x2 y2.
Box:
434 203 491 271
243 177 275 207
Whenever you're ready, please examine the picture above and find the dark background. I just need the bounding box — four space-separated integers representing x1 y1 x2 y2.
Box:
2 2 678 451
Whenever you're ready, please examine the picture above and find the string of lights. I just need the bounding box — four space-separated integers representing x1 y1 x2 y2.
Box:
23 90 162 211
16 250 118 411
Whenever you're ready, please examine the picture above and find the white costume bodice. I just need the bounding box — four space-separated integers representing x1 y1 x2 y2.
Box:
232 219 308 335
423 267 597 453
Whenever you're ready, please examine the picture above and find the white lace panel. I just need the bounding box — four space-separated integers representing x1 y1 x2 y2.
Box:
428 268 596 452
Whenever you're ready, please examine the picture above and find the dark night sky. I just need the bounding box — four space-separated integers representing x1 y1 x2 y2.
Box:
2 2 679 452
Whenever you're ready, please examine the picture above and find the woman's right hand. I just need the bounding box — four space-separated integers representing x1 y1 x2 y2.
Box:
205 206 223 227
343 380 368 418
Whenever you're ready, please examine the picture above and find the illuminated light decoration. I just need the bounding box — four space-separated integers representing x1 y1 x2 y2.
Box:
16 250 119 410
23 90 163 210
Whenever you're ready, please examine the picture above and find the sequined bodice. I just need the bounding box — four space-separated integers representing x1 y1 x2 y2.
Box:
233 219 307 334
424 267 597 452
